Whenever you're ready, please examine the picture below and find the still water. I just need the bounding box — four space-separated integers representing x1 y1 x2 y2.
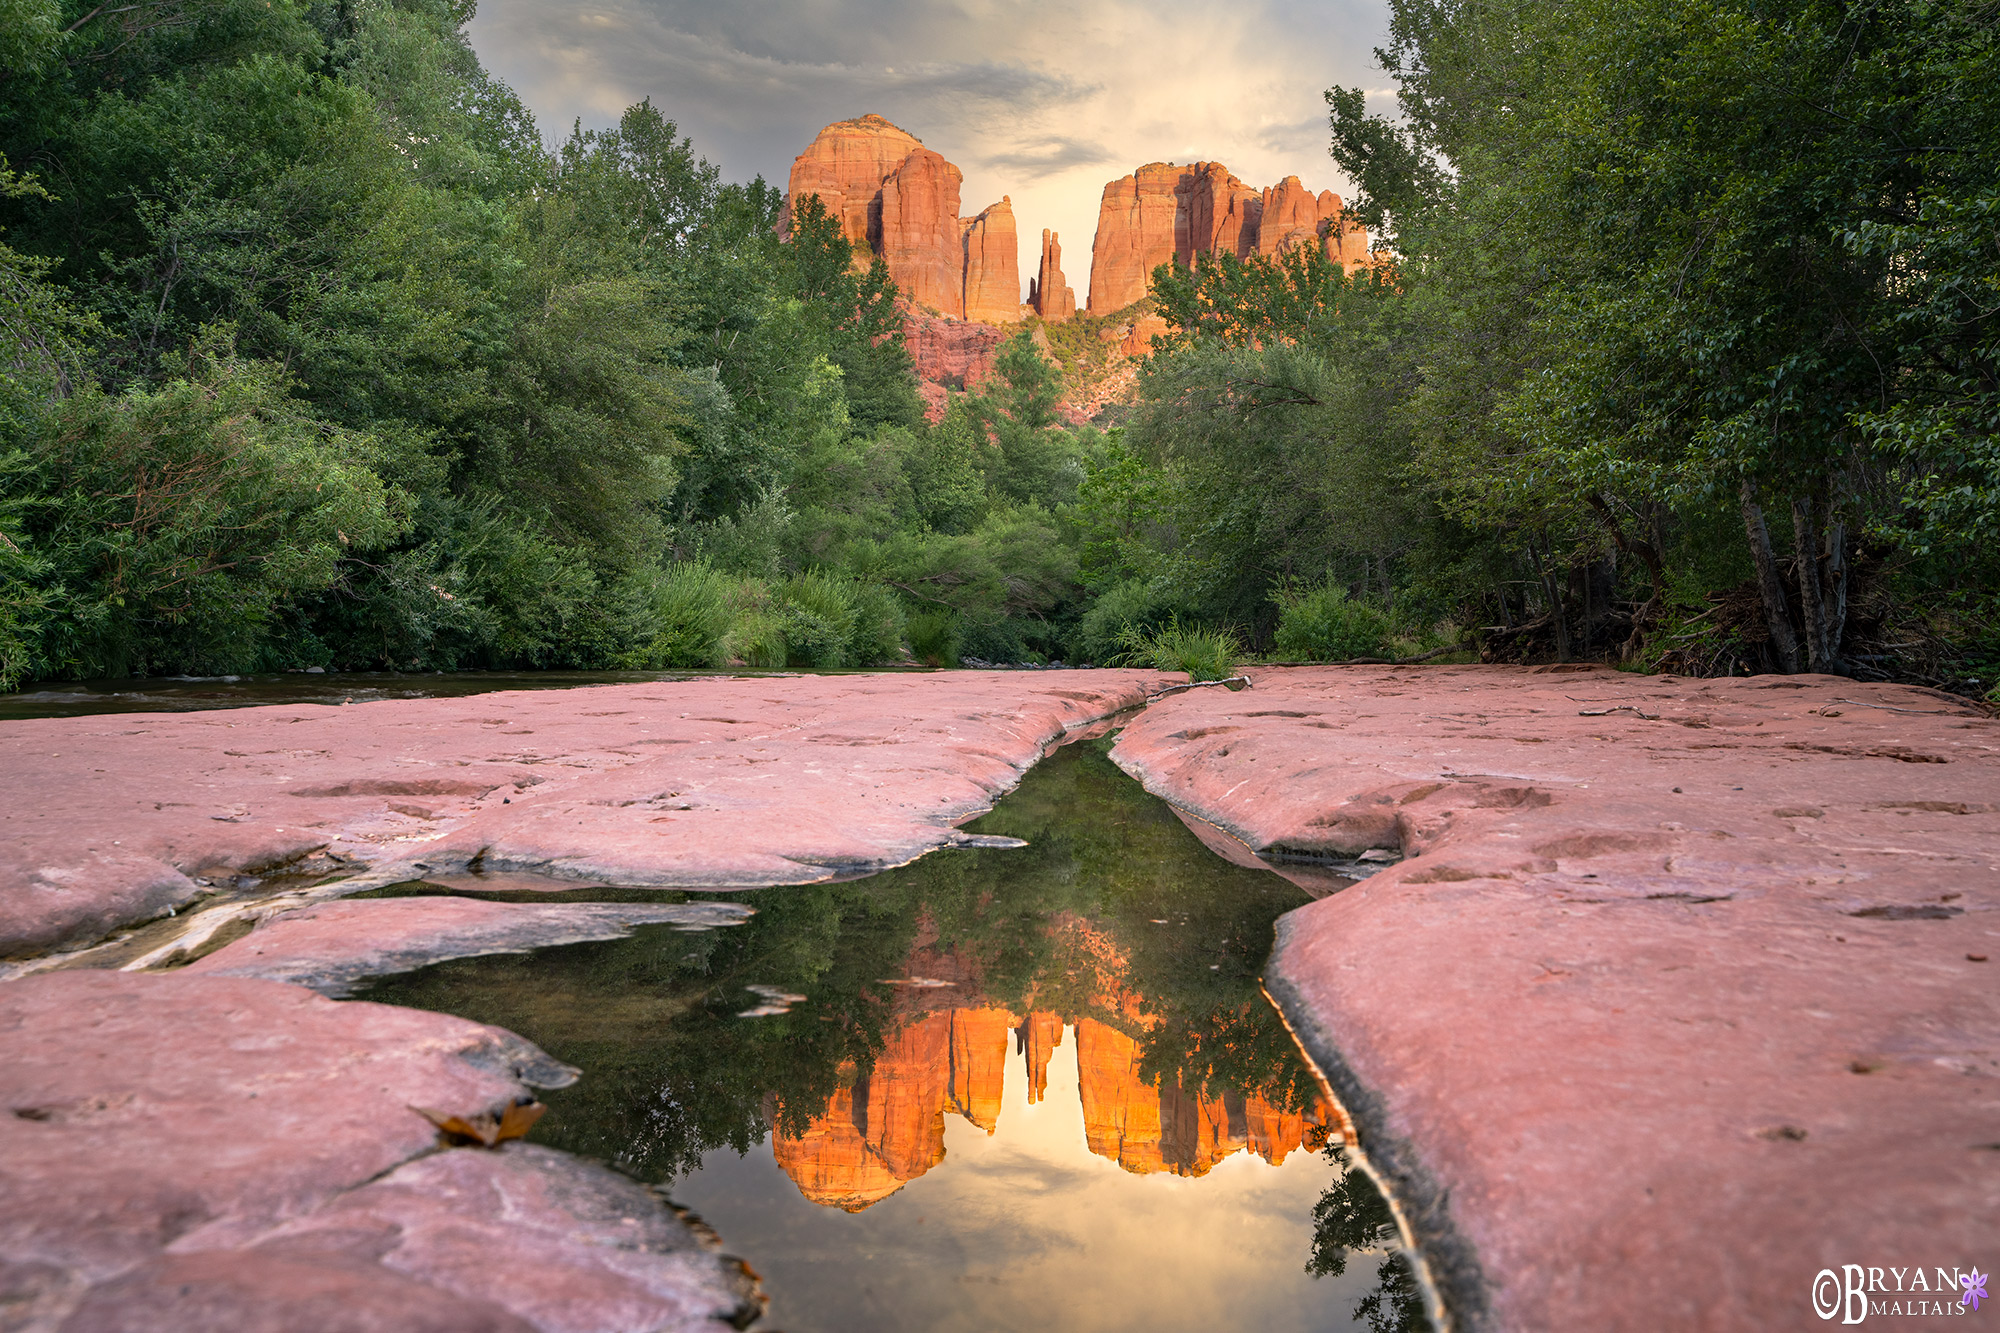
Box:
358 740 1424 1332
0 667 904 722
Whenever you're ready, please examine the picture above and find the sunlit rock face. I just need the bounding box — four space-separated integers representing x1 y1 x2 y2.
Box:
1086 163 1187 314
1029 229 1076 321
770 1005 1331 1208
1178 161 1264 264
1087 162 1378 313
879 147 966 317
961 199 1021 325
784 116 1028 324
781 114 926 252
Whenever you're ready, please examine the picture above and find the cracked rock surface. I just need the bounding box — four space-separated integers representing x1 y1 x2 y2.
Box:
0 971 759 1332
1112 664 2000 1332
0 671 1168 957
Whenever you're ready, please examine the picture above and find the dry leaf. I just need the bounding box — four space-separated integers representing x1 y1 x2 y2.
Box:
412 1097 546 1147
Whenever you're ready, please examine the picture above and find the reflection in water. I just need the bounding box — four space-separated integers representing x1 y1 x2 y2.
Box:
359 739 1425 1331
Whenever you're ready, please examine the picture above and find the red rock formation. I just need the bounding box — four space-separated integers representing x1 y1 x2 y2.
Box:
878 148 965 317
1016 1011 1064 1104
1255 176 1323 257
960 199 1020 325
1178 161 1264 262
1085 163 1377 312
948 1007 1015 1132
1087 163 1185 314
900 304 1003 396
782 114 925 250
1030 229 1077 320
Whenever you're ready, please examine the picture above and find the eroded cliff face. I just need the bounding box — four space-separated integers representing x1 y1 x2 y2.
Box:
1086 163 1187 315
900 306 1005 422
879 147 965 316
784 116 1023 324
782 114 926 251
1087 162 1379 313
961 199 1021 325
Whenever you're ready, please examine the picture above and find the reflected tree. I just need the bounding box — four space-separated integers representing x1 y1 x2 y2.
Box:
1307 1145 1431 1332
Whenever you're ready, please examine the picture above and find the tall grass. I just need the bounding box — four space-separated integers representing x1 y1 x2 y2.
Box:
1112 616 1242 681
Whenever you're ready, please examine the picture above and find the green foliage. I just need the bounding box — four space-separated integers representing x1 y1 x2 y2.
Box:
904 609 960 667
621 562 732 669
19 342 404 679
1112 615 1242 682
1272 579 1396 662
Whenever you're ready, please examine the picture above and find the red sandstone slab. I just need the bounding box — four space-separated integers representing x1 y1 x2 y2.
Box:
0 971 755 1331
0 671 1167 958
1111 665 2000 1331
184 896 753 996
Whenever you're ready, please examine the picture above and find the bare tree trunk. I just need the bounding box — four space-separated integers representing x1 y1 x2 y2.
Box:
1823 512 1848 662
1740 481 1801 673
1791 493 1829 671
1532 534 1571 662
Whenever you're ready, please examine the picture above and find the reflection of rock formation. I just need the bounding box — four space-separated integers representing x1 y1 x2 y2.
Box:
771 1007 1014 1209
770 1007 1332 1209
949 1008 1014 1132
1016 1010 1064 1104
1074 1018 1320 1177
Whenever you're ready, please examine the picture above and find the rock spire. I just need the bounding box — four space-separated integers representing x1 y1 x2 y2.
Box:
1029 229 1076 320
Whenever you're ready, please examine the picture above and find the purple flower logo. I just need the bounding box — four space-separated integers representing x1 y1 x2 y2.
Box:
1964 1268 1989 1312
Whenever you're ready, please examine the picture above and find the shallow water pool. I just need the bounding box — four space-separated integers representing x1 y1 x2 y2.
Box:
357 739 1425 1332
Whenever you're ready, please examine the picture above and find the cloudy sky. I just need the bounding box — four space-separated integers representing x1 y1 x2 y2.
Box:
466 0 1394 305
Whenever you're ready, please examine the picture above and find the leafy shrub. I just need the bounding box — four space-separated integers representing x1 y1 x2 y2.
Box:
724 607 787 668
1272 580 1394 662
620 562 731 668
1075 579 1177 665
905 609 960 666
845 580 908 664
1113 616 1242 681
775 569 857 667
960 616 1027 664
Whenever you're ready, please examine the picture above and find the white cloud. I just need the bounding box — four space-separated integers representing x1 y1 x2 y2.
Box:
467 0 1393 304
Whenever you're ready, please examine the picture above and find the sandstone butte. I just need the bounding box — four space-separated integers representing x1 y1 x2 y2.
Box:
782 115 1018 325
1110 665 2000 1331
1086 161 1378 314
960 197 1021 324
1029 227 1077 320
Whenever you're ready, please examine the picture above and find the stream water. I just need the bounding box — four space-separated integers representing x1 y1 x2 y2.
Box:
357 739 1427 1333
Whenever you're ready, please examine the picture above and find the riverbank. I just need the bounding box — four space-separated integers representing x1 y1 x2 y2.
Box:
1112 664 1999 1331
